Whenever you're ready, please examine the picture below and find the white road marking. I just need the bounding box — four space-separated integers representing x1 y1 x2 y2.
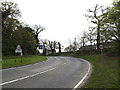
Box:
61 57 68 65
1 57 68 86
62 63 66 65
73 58 91 90
2 57 90 88
0 67 56 86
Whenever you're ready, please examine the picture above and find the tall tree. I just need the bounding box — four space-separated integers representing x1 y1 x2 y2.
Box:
86 27 96 46
1 1 21 55
32 24 45 45
65 38 78 52
85 4 107 49
1 1 38 55
1 1 21 21
80 31 88 47
107 1 120 42
105 1 120 55
58 42 61 53
12 27 36 55
73 38 77 51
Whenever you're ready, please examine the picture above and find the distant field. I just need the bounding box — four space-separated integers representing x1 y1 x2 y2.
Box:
76 54 118 88
2 55 47 69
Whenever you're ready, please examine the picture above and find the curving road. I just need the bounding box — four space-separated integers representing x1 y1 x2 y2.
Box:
1 56 92 88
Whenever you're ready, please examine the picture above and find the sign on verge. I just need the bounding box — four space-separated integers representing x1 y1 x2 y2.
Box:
15 45 22 53
99 44 104 50
39 45 43 49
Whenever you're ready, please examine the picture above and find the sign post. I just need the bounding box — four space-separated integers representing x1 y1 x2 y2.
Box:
38 45 44 54
99 44 104 64
15 53 16 63
21 53 23 63
15 45 23 63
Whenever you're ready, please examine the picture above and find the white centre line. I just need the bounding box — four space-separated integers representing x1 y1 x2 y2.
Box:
1 57 68 86
0 67 56 86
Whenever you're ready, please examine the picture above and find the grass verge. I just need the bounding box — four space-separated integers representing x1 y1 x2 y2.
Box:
76 54 118 88
2 55 47 69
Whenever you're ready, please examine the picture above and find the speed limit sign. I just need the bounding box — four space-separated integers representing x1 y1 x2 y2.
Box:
99 44 104 50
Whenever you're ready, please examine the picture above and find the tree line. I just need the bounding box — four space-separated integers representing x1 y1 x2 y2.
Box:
1 1 46 56
1 1 62 56
65 1 120 56
39 39 62 55
1 0 119 56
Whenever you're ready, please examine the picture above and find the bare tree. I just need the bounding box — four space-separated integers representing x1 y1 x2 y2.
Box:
68 39 73 51
64 39 73 52
33 24 45 44
85 4 107 49
73 38 78 51
87 27 96 46
81 31 88 47
58 42 61 53
40 39 62 54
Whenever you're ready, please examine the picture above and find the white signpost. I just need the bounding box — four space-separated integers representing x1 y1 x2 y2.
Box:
15 45 23 63
99 44 104 64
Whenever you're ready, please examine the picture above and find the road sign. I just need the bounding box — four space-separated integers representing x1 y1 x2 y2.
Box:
99 44 104 50
15 49 22 53
17 45 21 50
39 45 43 49
15 45 22 53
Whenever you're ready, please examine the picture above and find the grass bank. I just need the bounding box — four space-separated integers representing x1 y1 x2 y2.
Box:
76 54 118 88
2 55 47 69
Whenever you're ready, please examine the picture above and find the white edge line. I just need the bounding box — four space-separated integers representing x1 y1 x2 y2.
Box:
1 57 90 88
73 59 91 90
0 67 56 86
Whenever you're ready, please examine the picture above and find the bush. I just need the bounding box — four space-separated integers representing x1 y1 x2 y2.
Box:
105 41 119 57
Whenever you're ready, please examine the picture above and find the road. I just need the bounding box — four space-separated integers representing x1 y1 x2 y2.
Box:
1 56 92 88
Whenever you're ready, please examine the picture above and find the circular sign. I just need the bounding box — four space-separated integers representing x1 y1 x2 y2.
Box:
17 45 21 50
99 44 104 50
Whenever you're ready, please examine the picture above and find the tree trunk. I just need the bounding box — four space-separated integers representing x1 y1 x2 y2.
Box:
97 22 100 49
58 42 61 53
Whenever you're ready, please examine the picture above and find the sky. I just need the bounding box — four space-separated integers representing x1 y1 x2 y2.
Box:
9 0 113 48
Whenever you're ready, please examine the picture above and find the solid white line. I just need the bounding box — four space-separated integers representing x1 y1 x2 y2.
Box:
0 67 56 86
73 59 91 90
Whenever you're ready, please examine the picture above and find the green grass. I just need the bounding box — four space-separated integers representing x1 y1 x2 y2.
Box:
2 55 47 69
76 54 118 88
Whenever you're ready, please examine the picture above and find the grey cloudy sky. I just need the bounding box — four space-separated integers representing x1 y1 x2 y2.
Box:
10 0 113 47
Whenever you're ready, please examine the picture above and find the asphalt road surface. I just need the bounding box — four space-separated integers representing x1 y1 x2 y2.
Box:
1 56 91 88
